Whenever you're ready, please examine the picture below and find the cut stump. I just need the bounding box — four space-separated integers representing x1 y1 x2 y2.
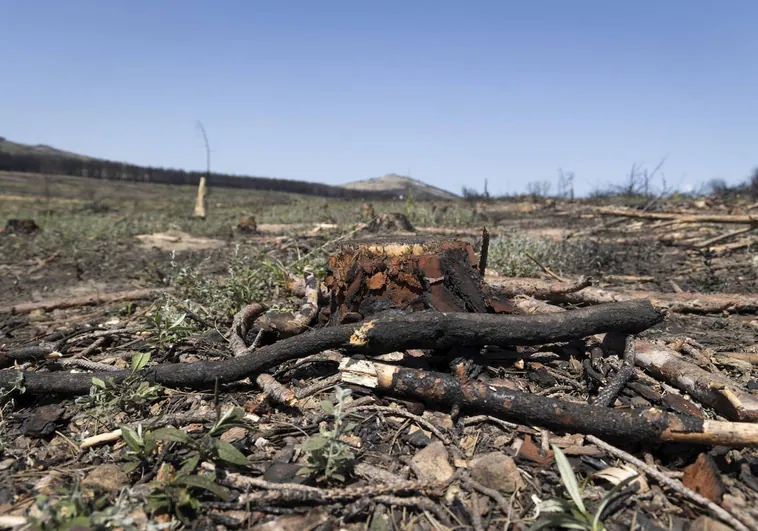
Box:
4 219 40 234
365 212 415 233
324 236 508 324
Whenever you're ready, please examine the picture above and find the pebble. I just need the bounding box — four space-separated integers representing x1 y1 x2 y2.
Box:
468 452 524 493
410 441 454 482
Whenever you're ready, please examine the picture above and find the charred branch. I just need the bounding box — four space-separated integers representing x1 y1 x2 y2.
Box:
0 300 664 396
340 360 758 447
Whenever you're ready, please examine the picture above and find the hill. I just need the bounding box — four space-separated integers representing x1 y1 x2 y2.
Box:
0 137 91 160
342 173 459 201
0 137 392 199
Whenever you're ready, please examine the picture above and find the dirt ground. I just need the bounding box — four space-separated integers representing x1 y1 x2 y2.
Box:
1 173 758 530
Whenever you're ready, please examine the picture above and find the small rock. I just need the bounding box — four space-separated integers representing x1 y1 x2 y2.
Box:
82 464 128 493
263 462 310 485
689 516 733 531
469 452 524 493
404 427 432 448
410 441 454 483
21 405 65 438
747 379 758 391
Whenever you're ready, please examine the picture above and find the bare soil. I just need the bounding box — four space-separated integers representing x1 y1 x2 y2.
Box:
1 173 758 530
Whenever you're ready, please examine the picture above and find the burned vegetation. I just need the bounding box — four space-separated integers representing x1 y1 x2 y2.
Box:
2 179 758 531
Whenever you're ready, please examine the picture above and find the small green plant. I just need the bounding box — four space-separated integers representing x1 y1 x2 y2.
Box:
28 485 143 531
77 353 162 414
530 446 639 531
145 302 197 346
118 407 249 525
298 387 357 483
170 246 287 319
0 371 26 405
145 460 231 526
120 407 250 475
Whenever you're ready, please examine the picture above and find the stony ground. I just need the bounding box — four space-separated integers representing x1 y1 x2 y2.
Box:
1 172 758 530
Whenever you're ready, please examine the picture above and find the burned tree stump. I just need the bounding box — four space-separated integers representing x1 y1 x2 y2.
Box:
236 215 258 234
324 236 504 324
4 219 40 234
365 212 415 233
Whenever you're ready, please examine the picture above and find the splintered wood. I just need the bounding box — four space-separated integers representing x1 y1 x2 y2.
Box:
324 236 502 324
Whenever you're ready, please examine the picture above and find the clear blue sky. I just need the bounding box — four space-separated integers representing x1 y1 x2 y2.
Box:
3 1 757 196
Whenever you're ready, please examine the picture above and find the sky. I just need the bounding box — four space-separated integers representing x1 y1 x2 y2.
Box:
2 1 757 197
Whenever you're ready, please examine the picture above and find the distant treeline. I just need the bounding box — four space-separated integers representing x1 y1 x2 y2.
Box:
0 151 395 199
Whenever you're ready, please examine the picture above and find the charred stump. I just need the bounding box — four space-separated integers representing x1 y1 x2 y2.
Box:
236 215 258 234
323 236 508 324
4 219 40 234
365 212 415 233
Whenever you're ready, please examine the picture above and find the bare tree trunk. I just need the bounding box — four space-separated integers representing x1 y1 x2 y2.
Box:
193 176 207 218
193 121 211 219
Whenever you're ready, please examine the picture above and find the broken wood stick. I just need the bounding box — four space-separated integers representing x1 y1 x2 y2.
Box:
594 207 758 225
487 275 758 314
629 340 758 423
0 299 664 395
339 359 758 447
501 292 758 422
228 303 265 356
0 288 171 315
256 269 320 338
695 225 758 249
488 276 591 300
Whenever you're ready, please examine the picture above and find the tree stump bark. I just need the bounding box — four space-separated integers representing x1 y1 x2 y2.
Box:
324 236 505 324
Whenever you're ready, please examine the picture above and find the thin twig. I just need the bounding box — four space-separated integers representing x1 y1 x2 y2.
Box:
585 435 753 531
352 405 450 444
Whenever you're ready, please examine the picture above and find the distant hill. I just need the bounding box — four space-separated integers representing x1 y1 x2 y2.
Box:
343 173 459 201
0 137 394 199
0 137 91 161
0 138 457 201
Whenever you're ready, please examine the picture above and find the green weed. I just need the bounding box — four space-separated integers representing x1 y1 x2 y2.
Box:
530 445 639 531
298 387 357 483
76 353 162 415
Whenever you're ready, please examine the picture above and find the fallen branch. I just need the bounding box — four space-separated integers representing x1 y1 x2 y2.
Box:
256 269 320 338
228 303 265 356
695 225 758 249
594 207 758 225
487 275 758 314
0 288 170 315
339 359 758 447
0 300 665 395
629 340 758 423
488 277 591 299
255 374 296 406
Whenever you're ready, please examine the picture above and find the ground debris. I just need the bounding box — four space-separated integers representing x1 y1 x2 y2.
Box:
3 183 758 530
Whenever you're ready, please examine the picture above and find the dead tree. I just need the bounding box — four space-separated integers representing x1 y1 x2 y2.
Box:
193 121 211 219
